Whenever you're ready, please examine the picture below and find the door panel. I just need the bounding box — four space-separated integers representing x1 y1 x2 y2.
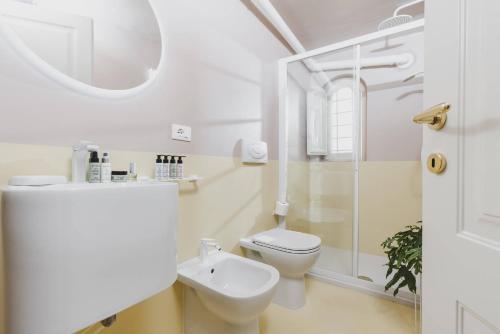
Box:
423 0 500 333
462 0 500 244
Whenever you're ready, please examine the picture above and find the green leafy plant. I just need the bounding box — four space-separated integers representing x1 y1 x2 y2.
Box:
381 221 422 296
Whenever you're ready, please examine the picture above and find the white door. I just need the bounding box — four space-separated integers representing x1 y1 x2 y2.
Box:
0 2 93 84
423 0 500 333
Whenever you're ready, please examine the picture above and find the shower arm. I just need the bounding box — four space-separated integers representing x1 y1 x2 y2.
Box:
311 53 414 72
394 0 424 16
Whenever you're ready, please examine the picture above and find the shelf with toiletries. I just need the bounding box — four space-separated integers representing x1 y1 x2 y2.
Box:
77 144 201 186
161 175 202 183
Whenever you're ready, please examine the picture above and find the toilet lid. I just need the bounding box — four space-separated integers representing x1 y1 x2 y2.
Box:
252 228 321 253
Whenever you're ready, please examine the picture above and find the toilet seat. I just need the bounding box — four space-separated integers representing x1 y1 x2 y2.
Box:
251 228 321 254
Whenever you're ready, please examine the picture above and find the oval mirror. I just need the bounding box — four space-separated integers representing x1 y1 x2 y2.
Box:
0 0 162 92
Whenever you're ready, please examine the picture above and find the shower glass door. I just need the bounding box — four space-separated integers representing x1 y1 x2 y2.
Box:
284 45 361 277
357 28 424 293
280 27 425 329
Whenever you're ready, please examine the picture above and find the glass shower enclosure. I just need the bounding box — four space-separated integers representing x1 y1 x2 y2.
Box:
278 21 424 304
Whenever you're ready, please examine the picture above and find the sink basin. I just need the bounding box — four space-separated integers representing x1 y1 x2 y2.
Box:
2 181 179 334
178 251 279 333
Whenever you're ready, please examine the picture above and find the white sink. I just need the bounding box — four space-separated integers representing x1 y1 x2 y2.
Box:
2 181 179 334
178 251 279 334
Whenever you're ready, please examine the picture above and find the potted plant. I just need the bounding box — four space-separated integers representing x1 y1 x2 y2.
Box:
381 221 422 296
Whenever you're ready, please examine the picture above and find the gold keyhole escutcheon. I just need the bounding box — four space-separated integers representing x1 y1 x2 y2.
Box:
427 153 447 174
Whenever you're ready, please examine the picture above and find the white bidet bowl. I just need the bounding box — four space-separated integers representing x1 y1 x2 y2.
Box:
178 251 279 334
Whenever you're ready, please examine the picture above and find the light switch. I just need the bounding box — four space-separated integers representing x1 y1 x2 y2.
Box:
172 124 192 142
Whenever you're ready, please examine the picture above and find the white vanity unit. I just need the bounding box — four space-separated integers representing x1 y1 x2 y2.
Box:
2 178 178 334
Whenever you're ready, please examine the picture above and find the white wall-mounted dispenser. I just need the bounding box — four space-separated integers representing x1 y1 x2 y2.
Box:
241 140 268 164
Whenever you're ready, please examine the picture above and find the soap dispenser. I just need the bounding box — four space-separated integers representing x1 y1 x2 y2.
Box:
162 155 170 181
101 152 112 183
169 156 177 179
177 156 185 179
88 151 101 183
155 155 163 181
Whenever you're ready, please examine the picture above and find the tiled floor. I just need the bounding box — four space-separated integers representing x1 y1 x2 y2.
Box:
260 278 415 334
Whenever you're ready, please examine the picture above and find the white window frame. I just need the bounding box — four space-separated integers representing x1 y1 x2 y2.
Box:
326 77 367 162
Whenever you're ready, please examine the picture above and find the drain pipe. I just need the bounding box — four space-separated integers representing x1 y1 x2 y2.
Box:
250 0 305 53
251 0 333 229
250 0 332 89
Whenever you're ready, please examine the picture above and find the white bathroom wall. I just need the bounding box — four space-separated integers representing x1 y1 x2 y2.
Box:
361 30 424 161
365 81 423 161
0 0 289 158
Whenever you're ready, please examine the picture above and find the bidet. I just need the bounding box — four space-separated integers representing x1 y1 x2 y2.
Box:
178 248 279 334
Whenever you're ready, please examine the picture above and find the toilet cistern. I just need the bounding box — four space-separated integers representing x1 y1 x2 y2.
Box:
200 238 222 263
72 140 99 183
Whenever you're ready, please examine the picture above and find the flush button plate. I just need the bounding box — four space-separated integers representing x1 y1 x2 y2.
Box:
427 153 447 174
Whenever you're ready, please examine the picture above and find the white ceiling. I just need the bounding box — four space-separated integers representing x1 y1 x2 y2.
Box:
268 0 424 50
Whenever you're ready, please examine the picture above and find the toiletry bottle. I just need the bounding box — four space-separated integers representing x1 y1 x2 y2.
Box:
162 155 170 181
177 156 185 179
169 155 177 179
101 152 112 183
155 155 163 181
88 151 101 183
129 162 137 181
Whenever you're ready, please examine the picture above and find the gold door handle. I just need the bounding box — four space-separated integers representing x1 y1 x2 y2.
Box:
413 103 451 130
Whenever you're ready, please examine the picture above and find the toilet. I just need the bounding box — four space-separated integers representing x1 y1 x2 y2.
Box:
240 228 321 309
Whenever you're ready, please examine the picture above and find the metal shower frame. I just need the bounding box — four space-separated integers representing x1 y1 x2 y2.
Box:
277 19 425 289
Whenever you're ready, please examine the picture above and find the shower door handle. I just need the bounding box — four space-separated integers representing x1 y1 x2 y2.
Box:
413 103 451 130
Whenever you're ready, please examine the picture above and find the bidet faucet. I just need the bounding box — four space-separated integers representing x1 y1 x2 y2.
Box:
200 238 222 263
72 140 99 183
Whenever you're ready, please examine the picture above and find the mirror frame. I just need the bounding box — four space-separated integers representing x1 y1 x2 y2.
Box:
0 1 165 99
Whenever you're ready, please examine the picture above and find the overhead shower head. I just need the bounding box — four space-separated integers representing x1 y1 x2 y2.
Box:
378 0 424 31
378 14 413 30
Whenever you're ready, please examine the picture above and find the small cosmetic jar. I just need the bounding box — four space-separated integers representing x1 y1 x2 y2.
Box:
111 171 128 183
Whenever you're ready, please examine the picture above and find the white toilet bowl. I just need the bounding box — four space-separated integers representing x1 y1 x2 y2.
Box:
178 250 279 334
240 228 321 309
